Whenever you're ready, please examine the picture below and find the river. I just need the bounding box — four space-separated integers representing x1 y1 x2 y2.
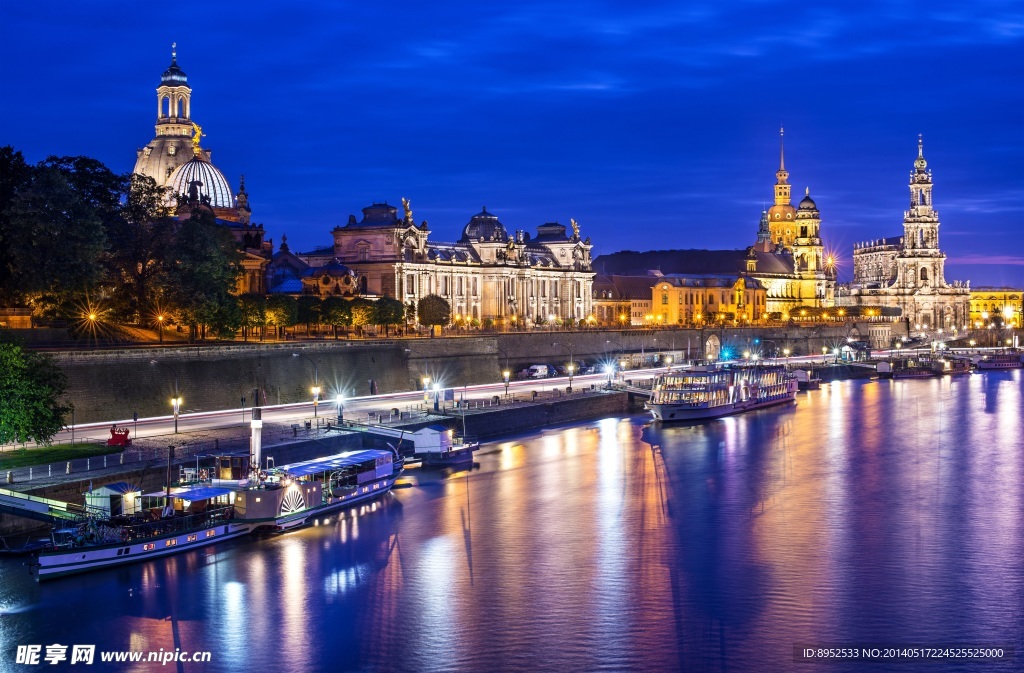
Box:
1 371 1022 672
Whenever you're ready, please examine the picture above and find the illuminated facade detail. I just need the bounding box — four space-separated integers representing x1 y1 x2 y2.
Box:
842 137 970 328
651 276 767 325
294 204 594 325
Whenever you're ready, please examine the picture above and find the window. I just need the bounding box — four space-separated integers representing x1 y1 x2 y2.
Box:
662 293 668 305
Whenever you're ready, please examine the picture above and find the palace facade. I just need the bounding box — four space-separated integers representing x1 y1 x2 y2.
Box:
288 202 594 325
840 137 971 329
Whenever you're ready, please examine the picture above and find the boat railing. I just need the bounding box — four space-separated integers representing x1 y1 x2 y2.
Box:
59 506 236 547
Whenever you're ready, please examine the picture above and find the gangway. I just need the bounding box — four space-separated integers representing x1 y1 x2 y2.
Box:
0 486 93 524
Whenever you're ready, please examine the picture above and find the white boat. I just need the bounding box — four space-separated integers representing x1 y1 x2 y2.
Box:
32 449 403 580
646 364 798 422
974 351 1022 370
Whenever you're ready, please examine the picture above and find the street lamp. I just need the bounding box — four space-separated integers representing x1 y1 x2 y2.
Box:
433 383 441 412
157 314 164 344
822 346 828 363
553 341 574 391
292 352 320 418
503 370 510 397
783 348 791 367
422 376 431 403
150 359 180 433
336 394 344 424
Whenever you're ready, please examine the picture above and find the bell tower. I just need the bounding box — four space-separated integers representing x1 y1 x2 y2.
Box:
155 43 193 139
765 127 797 249
897 135 947 292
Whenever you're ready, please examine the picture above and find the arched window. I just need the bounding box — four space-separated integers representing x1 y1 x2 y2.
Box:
920 267 929 282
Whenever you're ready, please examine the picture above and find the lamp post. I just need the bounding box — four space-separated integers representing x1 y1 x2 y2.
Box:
503 370 510 397
157 314 164 344
821 346 828 364
422 376 431 403
150 359 180 433
783 348 791 368
553 341 574 391
292 352 320 418
336 394 344 424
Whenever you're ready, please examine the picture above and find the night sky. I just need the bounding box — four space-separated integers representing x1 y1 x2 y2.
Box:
2 1 1022 286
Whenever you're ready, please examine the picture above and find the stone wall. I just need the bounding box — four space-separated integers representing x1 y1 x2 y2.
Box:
52 326 867 423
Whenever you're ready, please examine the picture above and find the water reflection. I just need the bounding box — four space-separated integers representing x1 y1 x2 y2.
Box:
1 371 1021 672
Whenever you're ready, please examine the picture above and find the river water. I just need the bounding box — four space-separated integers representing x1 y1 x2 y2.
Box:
2 372 1022 672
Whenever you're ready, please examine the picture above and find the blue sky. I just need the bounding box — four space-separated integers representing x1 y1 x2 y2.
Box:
2 1 1022 285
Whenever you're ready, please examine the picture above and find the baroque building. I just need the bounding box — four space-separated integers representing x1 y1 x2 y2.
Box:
132 47 271 295
594 130 833 319
289 201 595 325
969 287 1022 327
841 137 970 329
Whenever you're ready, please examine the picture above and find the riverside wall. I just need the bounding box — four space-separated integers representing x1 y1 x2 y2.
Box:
50 325 873 423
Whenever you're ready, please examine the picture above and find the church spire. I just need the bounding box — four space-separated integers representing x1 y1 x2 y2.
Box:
779 126 786 172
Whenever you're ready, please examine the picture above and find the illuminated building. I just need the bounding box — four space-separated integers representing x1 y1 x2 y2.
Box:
842 137 970 329
969 287 1022 327
594 130 833 317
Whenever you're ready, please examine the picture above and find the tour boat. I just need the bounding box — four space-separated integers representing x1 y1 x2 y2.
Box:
31 449 403 580
975 351 1022 370
645 364 798 422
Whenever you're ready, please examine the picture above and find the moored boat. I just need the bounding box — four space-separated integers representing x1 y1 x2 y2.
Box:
32 447 403 580
645 364 798 422
974 351 1022 370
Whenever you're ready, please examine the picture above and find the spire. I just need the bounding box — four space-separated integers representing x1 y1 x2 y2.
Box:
171 41 177 64
775 127 789 185
779 126 785 171
913 134 928 172
805 186 810 196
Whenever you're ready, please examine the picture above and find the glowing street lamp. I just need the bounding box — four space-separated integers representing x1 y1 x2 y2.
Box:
150 359 180 433
783 348 791 366
336 394 344 423
422 376 431 403
292 352 320 418
822 346 828 363
157 314 165 344
567 363 575 391
502 370 510 397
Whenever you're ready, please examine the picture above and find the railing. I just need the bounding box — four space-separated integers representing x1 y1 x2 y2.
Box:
60 506 235 547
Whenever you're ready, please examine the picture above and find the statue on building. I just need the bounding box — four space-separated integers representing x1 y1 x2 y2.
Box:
402 197 414 225
571 218 580 240
190 122 205 154
187 179 202 203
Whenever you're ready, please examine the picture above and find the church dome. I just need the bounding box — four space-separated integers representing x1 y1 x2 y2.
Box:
798 192 817 210
167 156 234 208
161 57 189 87
460 207 508 242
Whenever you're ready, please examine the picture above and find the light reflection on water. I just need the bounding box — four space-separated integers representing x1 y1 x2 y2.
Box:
0 372 1022 672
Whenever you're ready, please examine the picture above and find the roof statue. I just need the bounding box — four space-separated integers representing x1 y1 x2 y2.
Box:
190 122 205 154
402 197 413 224
571 218 580 240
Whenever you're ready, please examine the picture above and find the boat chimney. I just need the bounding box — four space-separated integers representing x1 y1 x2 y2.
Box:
250 408 263 477
165 445 175 500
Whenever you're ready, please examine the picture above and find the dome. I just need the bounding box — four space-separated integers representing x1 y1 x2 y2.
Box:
460 207 508 242
798 189 817 210
167 156 234 208
161 57 189 88
310 258 356 279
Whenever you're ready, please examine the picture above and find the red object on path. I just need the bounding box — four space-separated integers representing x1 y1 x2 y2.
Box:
106 426 133 447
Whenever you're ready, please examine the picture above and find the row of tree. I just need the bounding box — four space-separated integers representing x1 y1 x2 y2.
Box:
0 146 244 338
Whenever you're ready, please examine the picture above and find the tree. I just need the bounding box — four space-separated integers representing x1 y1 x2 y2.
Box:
103 174 175 323
418 294 451 327
349 297 375 335
163 207 242 341
373 295 405 336
297 296 323 336
322 296 352 339
238 295 266 341
0 331 72 445
3 166 107 307
0 147 34 305
266 295 298 338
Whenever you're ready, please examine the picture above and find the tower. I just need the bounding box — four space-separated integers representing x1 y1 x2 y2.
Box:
793 187 823 279
766 127 797 249
134 44 199 185
896 135 947 295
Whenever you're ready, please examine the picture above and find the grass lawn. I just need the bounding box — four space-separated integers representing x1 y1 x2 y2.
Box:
0 443 124 470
